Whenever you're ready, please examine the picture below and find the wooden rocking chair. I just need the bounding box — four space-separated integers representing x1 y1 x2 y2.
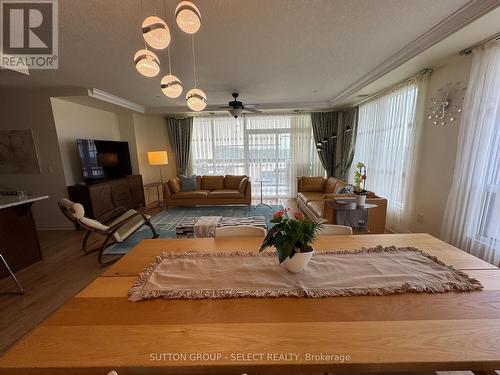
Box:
58 198 159 266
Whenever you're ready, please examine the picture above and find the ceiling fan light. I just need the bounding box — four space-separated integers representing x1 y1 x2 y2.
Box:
186 88 207 111
229 107 243 118
142 16 171 50
161 74 183 98
134 49 160 77
175 1 201 34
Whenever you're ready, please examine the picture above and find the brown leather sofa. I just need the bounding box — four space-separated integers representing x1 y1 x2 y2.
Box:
163 175 251 208
297 176 387 234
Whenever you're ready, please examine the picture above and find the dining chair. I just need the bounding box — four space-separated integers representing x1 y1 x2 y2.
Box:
58 198 159 266
316 224 353 236
215 225 266 238
0 253 24 294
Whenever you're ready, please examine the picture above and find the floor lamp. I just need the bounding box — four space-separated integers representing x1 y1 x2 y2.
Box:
147 151 169 184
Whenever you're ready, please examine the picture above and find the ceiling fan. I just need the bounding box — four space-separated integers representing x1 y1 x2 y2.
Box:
218 93 261 118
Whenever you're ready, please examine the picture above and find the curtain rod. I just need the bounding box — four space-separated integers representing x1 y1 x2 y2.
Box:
460 31 500 55
354 68 433 107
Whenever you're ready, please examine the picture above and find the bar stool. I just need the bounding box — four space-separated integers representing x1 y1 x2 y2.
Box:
0 253 24 294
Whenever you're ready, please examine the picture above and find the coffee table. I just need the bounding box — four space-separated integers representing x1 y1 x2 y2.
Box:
176 215 267 238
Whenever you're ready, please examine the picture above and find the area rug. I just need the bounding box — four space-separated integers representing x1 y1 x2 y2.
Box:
128 246 483 301
105 204 283 255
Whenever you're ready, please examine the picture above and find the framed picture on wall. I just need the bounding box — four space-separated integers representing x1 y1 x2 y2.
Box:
0 129 41 174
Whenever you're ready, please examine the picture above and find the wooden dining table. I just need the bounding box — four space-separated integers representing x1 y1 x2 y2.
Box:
1 233 500 375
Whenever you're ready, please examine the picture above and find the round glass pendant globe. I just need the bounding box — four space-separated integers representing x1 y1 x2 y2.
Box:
161 74 183 98
142 16 171 50
134 49 160 77
186 88 207 111
175 1 201 34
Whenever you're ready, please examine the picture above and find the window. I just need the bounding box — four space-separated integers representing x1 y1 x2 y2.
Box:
441 41 500 266
190 114 323 198
350 80 420 232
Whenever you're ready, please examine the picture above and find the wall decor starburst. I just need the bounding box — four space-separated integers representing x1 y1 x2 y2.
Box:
428 82 466 126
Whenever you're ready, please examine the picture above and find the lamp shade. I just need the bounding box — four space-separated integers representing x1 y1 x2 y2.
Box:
175 1 201 34
186 88 207 111
147 151 169 165
161 74 183 98
134 49 160 77
142 16 171 50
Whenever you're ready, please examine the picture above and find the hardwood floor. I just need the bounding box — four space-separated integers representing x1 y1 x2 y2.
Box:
0 228 107 354
0 201 293 355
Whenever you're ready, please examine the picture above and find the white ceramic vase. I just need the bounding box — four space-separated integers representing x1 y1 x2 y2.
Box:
282 249 314 273
356 195 366 207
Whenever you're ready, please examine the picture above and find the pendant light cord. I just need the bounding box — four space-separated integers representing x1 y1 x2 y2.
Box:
167 46 172 75
191 35 197 88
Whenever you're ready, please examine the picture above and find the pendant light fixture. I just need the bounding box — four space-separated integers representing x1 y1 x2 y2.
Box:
175 1 201 34
161 47 183 98
186 35 207 111
134 48 160 77
142 15 171 50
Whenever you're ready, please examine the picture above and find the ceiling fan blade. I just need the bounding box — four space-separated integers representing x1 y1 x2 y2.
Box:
243 107 261 113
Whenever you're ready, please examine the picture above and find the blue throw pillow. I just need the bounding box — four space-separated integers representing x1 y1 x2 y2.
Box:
179 175 197 192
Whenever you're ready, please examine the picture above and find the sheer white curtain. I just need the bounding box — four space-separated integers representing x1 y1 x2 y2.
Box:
441 41 500 266
190 113 321 198
190 116 245 175
289 114 325 187
350 77 426 232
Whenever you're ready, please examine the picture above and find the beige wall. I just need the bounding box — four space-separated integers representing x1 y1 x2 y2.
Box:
133 113 176 205
0 90 174 229
410 54 472 237
51 97 123 186
0 88 86 229
51 97 175 208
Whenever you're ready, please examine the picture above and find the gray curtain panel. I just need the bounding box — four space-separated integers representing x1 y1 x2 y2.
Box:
311 109 358 179
340 107 359 181
311 112 339 177
165 117 193 175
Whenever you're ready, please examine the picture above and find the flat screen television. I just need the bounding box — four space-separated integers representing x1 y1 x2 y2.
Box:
76 139 132 183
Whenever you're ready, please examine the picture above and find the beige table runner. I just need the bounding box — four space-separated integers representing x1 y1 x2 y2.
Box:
128 246 483 301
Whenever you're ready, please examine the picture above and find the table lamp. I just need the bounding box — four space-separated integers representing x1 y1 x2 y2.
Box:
147 151 169 183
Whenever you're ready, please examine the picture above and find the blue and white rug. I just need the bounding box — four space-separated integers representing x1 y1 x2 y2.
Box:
105 204 283 255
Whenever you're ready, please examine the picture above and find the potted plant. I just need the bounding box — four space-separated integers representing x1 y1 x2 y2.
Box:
353 188 368 207
260 209 323 273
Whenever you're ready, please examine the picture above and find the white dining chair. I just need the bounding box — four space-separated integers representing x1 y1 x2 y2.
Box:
317 224 353 236
215 225 266 238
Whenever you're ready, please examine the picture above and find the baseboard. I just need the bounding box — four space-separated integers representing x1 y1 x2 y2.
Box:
36 223 75 231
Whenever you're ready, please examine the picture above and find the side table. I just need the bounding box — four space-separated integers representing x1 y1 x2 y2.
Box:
326 198 378 233
144 182 164 211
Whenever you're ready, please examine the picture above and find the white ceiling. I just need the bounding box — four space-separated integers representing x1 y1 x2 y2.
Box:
1 0 498 114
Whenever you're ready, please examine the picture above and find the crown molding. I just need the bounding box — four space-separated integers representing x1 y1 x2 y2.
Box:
331 0 500 105
146 101 333 115
88 88 145 113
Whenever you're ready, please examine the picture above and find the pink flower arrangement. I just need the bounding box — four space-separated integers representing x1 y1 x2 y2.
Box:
294 212 305 220
261 209 323 263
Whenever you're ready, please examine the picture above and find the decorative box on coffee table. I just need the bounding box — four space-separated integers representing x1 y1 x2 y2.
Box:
176 216 267 238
